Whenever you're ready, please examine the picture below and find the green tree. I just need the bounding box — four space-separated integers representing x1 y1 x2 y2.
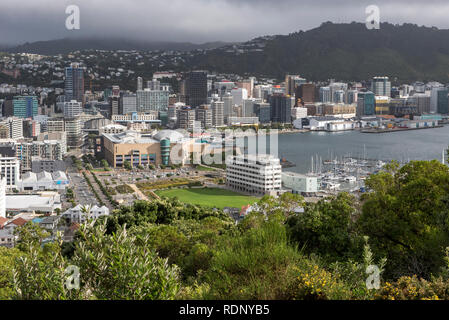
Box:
357 160 449 279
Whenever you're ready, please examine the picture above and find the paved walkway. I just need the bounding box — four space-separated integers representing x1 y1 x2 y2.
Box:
127 183 154 201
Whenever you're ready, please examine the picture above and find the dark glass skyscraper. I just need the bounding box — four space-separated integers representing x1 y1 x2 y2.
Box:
185 71 207 107
269 94 293 123
65 63 84 104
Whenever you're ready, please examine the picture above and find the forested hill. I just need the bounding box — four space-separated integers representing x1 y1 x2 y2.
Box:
187 22 449 82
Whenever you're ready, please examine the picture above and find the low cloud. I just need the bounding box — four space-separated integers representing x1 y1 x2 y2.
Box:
1 0 449 45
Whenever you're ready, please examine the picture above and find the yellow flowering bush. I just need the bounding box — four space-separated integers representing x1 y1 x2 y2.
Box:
289 263 352 300
376 275 449 300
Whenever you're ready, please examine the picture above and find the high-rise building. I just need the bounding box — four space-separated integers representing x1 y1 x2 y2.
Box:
254 103 271 124
269 94 293 123
371 77 391 97
13 96 38 118
137 77 143 91
65 117 83 149
185 71 207 107
111 85 120 116
65 63 84 103
222 94 234 124
6 117 23 139
136 89 169 112
230 88 248 106
63 100 82 118
195 105 213 129
295 83 315 106
242 98 262 117
177 107 196 130
319 87 331 103
211 100 224 127
285 75 306 96
413 93 431 114
357 92 376 117
430 87 449 114
121 94 137 114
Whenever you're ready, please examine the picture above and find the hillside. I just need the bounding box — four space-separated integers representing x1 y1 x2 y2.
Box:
187 22 449 83
5 38 232 55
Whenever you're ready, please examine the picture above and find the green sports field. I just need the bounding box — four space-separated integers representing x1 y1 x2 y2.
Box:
155 187 258 209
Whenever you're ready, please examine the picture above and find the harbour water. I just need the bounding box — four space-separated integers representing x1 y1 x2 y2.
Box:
277 126 449 174
243 125 449 175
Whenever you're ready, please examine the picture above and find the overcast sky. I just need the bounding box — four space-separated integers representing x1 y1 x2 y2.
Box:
2 0 449 45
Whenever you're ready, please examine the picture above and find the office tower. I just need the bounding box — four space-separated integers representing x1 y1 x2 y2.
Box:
269 94 293 123
346 90 358 104
329 82 348 102
63 100 82 118
231 88 248 106
137 77 143 91
319 87 331 103
6 117 23 139
333 90 345 103
211 100 224 127
177 107 196 130
254 102 271 124
242 98 262 117
13 96 38 118
430 87 449 114
371 77 391 97
136 89 169 112
413 93 431 114
222 94 234 124
121 94 137 114
110 85 120 116
295 83 315 106
357 92 375 117
65 117 83 148
185 71 207 107
285 75 306 96
2 100 14 117
195 105 213 129
65 63 84 103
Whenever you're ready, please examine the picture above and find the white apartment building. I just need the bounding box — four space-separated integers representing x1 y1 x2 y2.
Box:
63 100 82 118
0 157 20 189
226 154 282 195
62 204 110 224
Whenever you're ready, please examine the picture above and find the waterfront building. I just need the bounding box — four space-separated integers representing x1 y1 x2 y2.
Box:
226 154 282 196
